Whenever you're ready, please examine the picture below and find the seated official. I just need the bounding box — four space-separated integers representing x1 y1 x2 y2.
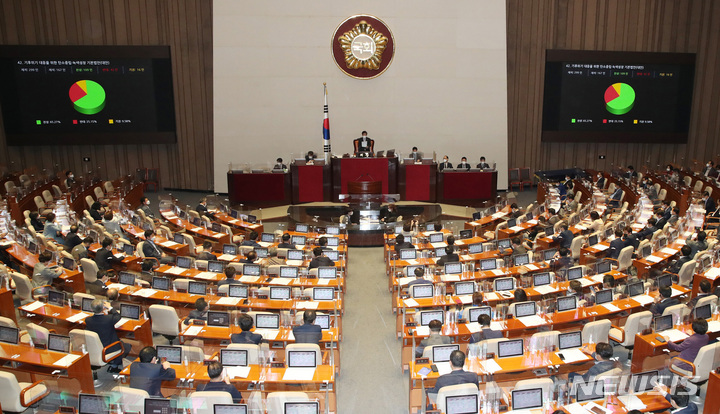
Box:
688 280 712 310
589 211 604 232
29 211 45 232
550 247 572 272
102 211 126 239
241 231 261 248
438 155 453 172
72 237 93 261
90 201 105 221
197 241 216 261
607 229 625 260
476 156 490 169
277 233 296 249
430 350 478 394
469 314 503 344
436 246 459 266
142 230 175 265
95 237 123 271
547 208 560 225
135 259 156 285
415 319 452 357
686 230 708 258
407 267 433 288
184 298 209 325
43 213 64 244
667 245 693 274
571 342 617 383
608 186 623 209
273 157 287 170
650 286 679 316
309 246 334 269
32 251 62 289
305 151 317 163
231 313 263 345
702 191 716 212
513 289 528 303
316 236 332 251
410 146 421 162
64 225 83 252
85 299 131 373
510 237 528 255
293 310 322 345
622 226 639 250
380 203 400 223
567 280 590 307
217 266 242 287
353 131 374 156
196 361 243 403
394 234 415 253
401 221 418 238
64 170 76 190
106 288 121 311
635 217 658 241
129 346 177 397
196 198 209 216
138 197 155 219
509 203 524 218
239 250 257 264
595 172 605 189
553 223 574 249
666 318 709 373
654 384 699 414
456 157 471 171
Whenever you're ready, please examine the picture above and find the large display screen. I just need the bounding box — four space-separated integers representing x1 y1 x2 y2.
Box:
542 50 695 143
0 45 176 145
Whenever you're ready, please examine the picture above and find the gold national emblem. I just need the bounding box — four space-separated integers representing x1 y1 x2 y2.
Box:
337 21 388 70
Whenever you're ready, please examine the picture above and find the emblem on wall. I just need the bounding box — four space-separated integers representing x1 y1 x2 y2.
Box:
332 15 395 79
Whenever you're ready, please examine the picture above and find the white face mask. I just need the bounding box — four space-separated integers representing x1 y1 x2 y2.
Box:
443 159 448 162
69 174 74 179
145 201 150 205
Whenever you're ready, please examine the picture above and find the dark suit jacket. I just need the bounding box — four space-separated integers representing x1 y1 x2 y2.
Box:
196 381 243 403
469 327 503 344
129 362 176 397
240 240 261 248
437 253 460 266
90 209 103 221
142 240 163 259
308 256 335 269
430 369 479 394
84 312 122 353
608 238 626 260
196 204 208 215
277 242 296 250
664 392 698 414
477 162 490 169
668 255 693 274
636 226 657 241
582 359 617 382
394 242 415 253
438 162 453 171
457 162 471 171
231 331 263 345
651 297 680 316
292 323 322 344
64 233 83 252
95 247 122 271
183 309 208 325
217 278 242 287
623 234 639 250
596 177 606 189
705 197 717 212
555 229 574 249
353 137 374 154
196 251 216 261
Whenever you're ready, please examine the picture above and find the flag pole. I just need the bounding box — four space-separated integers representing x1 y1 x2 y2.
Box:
323 83 332 163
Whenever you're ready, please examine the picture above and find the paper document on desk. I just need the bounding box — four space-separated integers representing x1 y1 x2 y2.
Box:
286 260 303 266
645 255 663 263
270 278 292 285
510 226 524 232
159 241 179 248
165 267 186 275
660 329 689 342
114 318 130 328
517 315 546 327
564 402 592 414
705 267 720 279
67 312 91 323
106 283 126 290
253 329 278 340
405 259 419 265
226 366 251 379
593 244 610 251
557 349 589 363
633 294 654 306
533 285 557 295
708 321 720 333
457 295 473 304
236 275 258 283
282 367 316 381
524 264 539 271
435 361 452 376
430 242 447 249
113 253 125 259
480 359 502 373
671 288 684 297
317 278 331 285
397 277 413 286
489 322 504 331
528 220 538 225
618 395 646 410
215 297 241 306
134 289 158 298
229 219 239 224
491 269 505 276
403 298 419 308
466 322 481 333
661 247 680 255
441 274 461 282
216 254 235 261
460 255 473 261
491 213 505 219
296 301 319 310
414 326 430 337
483 292 500 301
258 241 272 248
190 227 204 232
579 278 594 287
53 354 81 367
601 303 621 313
183 326 203 336
195 272 218 280
22 301 45 312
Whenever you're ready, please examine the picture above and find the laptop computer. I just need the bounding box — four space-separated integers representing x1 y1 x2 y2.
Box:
188 281 207 295
120 304 141 320
400 249 417 260
151 276 171 291
317 267 336 279
454 281 475 296
494 277 514 292
279 266 298 278
255 313 280 329
480 258 496 271
78 393 108 414
208 260 225 273
312 287 334 301
432 344 460 362
513 254 530 267
228 285 249 298
514 302 537 318
533 272 551 286
269 286 291 300
412 285 433 299
176 256 193 269
468 306 491 323
558 331 582 350
445 262 462 275
556 295 577 312
119 271 136 286
574 379 605 402
47 289 65 307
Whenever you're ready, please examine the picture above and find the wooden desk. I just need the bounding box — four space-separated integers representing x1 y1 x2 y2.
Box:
227 171 292 208
212 211 264 235
332 157 398 201
5 242 85 294
705 371 720 413
437 170 498 206
122 223 190 257
556 393 671 414
160 211 231 245
291 163 332 203
0 288 17 324
399 162 437 202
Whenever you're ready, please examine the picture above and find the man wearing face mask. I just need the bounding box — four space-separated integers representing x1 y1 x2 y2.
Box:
64 170 76 190
353 131 374 157
595 172 605 190
139 197 155 219
702 160 717 178
476 156 490 169
142 229 174 264
438 155 453 171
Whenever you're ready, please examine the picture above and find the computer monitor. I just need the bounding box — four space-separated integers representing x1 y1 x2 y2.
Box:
246 215 257 224
279 266 299 278
214 404 248 414
498 339 524 358
543 226 555 236
191 217 202 226
223 244 238 255
47 333 71 353
701 255 712 271
270 286 292 300
556 295 577 312
445 394 478 414
511 388 543 410
211 223 222 233
658 237 668 249
313 287 335 301
513 254 530 267
230 209 239 219
695 304 712 320
220 349 248 367
497 239 511 250
588 234 599 246
432 344 460 362
459 229 472 240
243 263 261 276
435 247 447 257
595 289 613 305
291 235 306 246
454 281 475 296
261 232 275 243
574 380 605 402
419 310 444 326
62 256 76 271
630 370 659 393
47 289 65 307
188 281 206 295
208 260 225 273
156 345 183 364
480 258 496 271
627 281 645 297
412 285 434 299
325 225 340 235
604 227 614 239
152 276 170 291
228 284 249 298
81 297 94 312
394 226 403 235
176 256 192 269
120 304 141 320
640 244 652 258
494 277 514 292
468 306 492 323
596 260 612 274
506 218 517 228
78 393 108 414
0 326 18 344
287 350 317 368
207 311 230 327
543 248 557 261
295 224 309 233
174 233 186 244
656 273 673 289
558 331 583 350
317 267 336 279
284 402 319 414
468 243 483 254
254 247 268 258
654 315 673 332
143 398 173 414
255 313 280 329
514 302 537 318
287 250 304 261
533 272 551 286
325 237 340 247
325 250 340 261
400 249 417 260
426 223 436 232
314 314 330 330
567 266 583 280
429 233 444 243
445 262 462 275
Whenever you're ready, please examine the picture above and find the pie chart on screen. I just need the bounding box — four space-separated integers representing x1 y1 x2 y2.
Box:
604 82 635 115
69 80 106 115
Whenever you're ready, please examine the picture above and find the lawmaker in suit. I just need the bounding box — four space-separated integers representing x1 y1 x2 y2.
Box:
293 310 323 344
476 156 490 169
102 211 126 239
129 346 177 397
32 251 62 289
273 157 287 170
142 230 174 265
43 212 64 244
469 314 503 343
608 186 623 208
353 131 374 156
572 342 617 383
308 246 334 269
72 237 93 261
85 299 130 372
195 361 243 403
456 157 471 171
702 192 716 212
183 298 209 325
436 245 460 266
410 146 421 162
231 313 263 345
595 173 606 190
607 230 626 260
429 350 478 394
196 198 209 216
553 223 574 249
702 161 717 178
394 234 415 252
416 319 452 357
63 225 83 252
438 156 453 171
305 151 317 162
668 245 693 274
217 266 242 288
407 267 433 288
650 286 680 316
95 237 123 271
138 197 155 219
64 170 76 190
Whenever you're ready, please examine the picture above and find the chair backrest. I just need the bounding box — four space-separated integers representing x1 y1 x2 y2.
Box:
658 188 667 201
509 168 520 182
677 261 697 288
694 180 704 192
617 246 635 272
0 317 17 329
73 292 94 307
582 319 611 344
265 392 310 414
69 329 106 366
436 383 479 413
34 195 46 209
705 186 713 196
85 195 95 209
285 343 321 366
111 385 149 414
683 176 692 187
662 303 689 320
42 189 54 203
514 378 554 402
691 342 720 382
188 391 233 414
3 181 16 193
26 323 51 346
227 343 261 365
0 371 26 412
618 311 653 346
173 278 191 292
529 331 560 350
104 181 115 194
570 236 586 259
595 367 623 386
137 241 147 258
181 234 196 254
94 187 105 200
148 305 180 336
11 272 33 302
695 295 718 310
80 258 99 283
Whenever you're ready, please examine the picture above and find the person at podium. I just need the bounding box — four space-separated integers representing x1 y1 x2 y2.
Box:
353 131 374 157
438 155 453 171
410 147 422 162
456 157 471 171
305 151 317 163
476 156 490 169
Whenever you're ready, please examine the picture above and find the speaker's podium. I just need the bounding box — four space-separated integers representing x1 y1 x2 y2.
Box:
338 180 399 247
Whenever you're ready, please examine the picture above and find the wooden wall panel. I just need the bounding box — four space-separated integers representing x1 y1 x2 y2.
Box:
0 0 213 190
507 0 720 175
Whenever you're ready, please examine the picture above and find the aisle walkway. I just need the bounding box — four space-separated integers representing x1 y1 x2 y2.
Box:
337 247 409 413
